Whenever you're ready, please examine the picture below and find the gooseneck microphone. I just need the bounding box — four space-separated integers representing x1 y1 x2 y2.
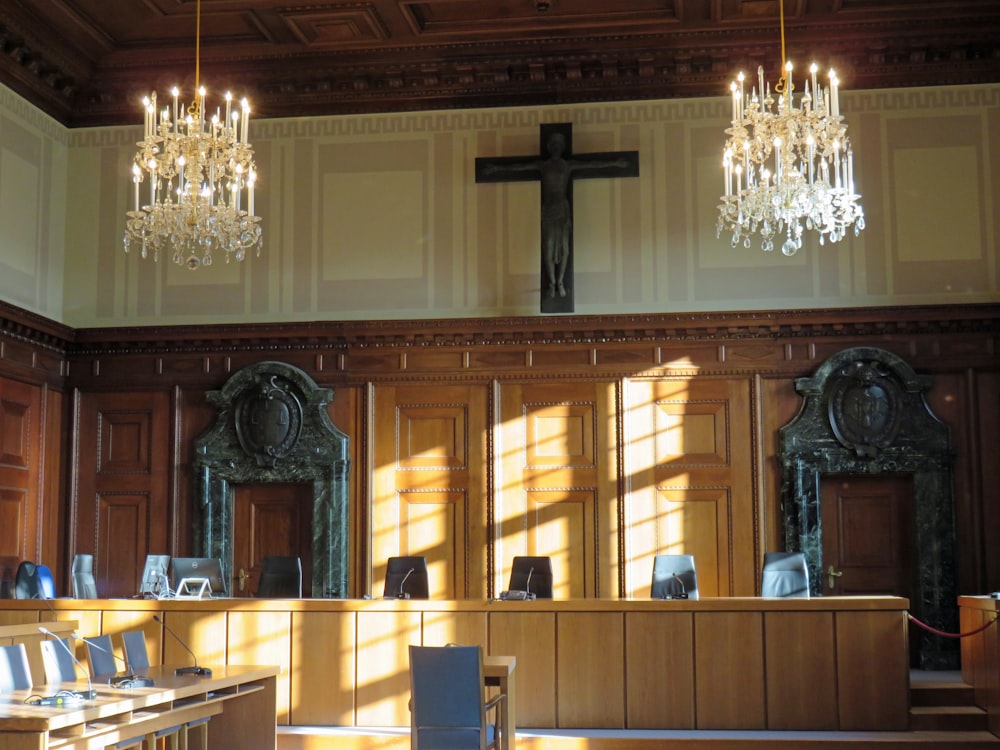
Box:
37 627 97 701
663 573 689 600
524 567 534 596
153 615 212 677
397 568 414 599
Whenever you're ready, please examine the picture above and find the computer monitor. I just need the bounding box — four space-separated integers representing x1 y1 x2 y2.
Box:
139 554 170 597
171 557 227 597
508 556 553 599
383 556 429 599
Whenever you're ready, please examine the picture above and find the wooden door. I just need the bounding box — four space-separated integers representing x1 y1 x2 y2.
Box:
232 483 314 597
820 475 915 597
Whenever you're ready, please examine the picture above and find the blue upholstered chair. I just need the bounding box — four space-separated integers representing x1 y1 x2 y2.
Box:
409 645 504 750
40 638 80 683
84 634 118 678
761 551 811 598
650 554 699 600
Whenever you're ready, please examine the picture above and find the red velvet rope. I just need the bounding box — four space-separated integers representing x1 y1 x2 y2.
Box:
907 613 998 639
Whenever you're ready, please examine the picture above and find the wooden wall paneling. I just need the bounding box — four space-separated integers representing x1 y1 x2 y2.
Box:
421 609 488 650
623 378 754 599
354 609 421 726
763 611 837 729
693 610 765 729
73 391 170 597
834 609 910 730
496 382 615 599
624 610 695 728
101 609 161 665
228 610 293 723
372 384 488 599
489 610 557 727
40 387 65 577
756 376 800 564
290 610 357 726
556 612 625 728
0 377 42 563
960 604 988 707
159 609 228 670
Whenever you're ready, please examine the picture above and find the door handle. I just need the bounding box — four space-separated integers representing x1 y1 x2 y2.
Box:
238 567 249 592
827 565 843 590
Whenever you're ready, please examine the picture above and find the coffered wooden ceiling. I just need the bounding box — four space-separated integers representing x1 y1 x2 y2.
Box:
1 1 998 128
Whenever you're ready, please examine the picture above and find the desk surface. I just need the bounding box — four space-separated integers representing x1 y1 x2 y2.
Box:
0 664 278 733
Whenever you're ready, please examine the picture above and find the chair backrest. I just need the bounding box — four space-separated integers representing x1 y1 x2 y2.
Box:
761 551 811 598
384 556 429 599
121 630 150 671
36 565 56 599
85 634 118 677
14 560 40 599
650 554 699 600
256 556 303 598
0 643 33 691
72 554 98 599
409 645 487 750
139 554 171 597
41 638 80 683
508 556 553 599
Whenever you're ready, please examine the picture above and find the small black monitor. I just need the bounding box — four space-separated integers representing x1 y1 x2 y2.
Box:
139 554 171 597
171 557 227 597
508 556 553 599
383 556 429 599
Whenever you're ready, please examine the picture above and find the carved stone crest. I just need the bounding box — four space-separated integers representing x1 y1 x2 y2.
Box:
235 373 303 467
828 361 902 458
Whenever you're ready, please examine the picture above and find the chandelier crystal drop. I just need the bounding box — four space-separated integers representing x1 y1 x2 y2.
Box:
716 3 864 256
122 0 261 270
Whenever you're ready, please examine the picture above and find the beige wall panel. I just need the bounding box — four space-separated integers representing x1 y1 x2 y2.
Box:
624 611 695 728
228 610 292 723
422 610 488 650
556 612 624 727
763 611 837 730
355 609 421 726
291 610 356 726
693 611 765 729
489 610 556 727
835 610 909 730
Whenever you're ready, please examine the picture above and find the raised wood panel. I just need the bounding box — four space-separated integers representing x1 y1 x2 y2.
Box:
159 609 228 669
96 493 149 598
693 611 765 729
490 610 556 728
373 384 488 599
624 378 754 598
422 610 488 650
763 611 837 730
835 610 910 730
354 610 421 726
75 391 170 596
228 610 293 722
556 612 625 728
100 609 161 666
624 611 695 728
291 610 356 725
0 377 40 563
497 382 616 599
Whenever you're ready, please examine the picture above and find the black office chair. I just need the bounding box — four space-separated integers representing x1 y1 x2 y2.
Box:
650 554 699 600
505 556 553 599
761 551 811 598
408 644 505 750
72 553 98 598
0 556 17 598
14 560 41 599
256 556 303 598
384 556 430 599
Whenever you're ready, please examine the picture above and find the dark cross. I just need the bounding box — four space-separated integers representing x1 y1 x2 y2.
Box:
475 122 639 314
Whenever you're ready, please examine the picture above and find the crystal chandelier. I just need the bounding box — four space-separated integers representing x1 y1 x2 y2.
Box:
123 0 261 270
716 0 864 256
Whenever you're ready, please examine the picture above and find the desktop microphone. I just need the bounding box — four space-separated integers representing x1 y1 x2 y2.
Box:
663 573 689 600
499 567 536 600
397 568 414 600
67 632 150 686
153 615 212 677
525 567 534 596
37 627 97 701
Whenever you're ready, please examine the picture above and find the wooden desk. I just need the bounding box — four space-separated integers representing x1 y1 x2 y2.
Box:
0 664 279 750
958 595 1000 738
484 655 516 750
